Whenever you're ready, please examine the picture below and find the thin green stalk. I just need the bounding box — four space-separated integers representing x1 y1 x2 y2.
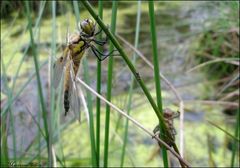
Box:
81 0 163 124
24 117 74 166
38 105 41 165
103 1 118 167
81 1 187 167
1 61 48 117
72 1 97 166
1 9 19 44
148 1 169 167
1 62 9 167
208 120 240 141
51 0 57 123
1 54 17 162
49 1 56 166
110 113 122 143
120 1 141 167
25 1 51 166
96 1 103 167
73 1 80 28
83 47 97 167
231 108 240 167
1 123 8 167
5 23 27 69
56 73 66 167
11 1 45 93
1 5 46 160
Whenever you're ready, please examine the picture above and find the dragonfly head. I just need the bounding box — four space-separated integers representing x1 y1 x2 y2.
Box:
80 18 96 36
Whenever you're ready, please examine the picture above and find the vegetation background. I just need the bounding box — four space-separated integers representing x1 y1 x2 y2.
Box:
1 1 239 167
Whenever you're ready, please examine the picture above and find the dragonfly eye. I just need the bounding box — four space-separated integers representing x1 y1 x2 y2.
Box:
80 18 95 36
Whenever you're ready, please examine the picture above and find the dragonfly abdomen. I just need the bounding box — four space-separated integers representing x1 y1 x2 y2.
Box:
64 90 70 116
64 63 71 116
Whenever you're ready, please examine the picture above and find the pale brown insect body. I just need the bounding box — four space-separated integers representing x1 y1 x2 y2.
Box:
53 18 112 118
153 108 179 147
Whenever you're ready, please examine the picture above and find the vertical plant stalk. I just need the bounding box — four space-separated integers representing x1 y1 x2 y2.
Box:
81 1 187 167
2 54 18 162
96 1 103 167
1 61 10 166
104 1 118 167
120 1 141 167
148 1 169 166
51 1 56 127
25 1 51 166
83 38 98 165
73 1 97 166
77 78 190 167
1 121 9 166
50 1 57 166
81 0 163 128
2 3 46 160
231 108 240 167
116 33 185 157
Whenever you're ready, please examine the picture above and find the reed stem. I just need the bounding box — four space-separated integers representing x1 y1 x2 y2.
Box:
25 1 51 166
148 1 169 166
96 1 103 166
120 1 141 167
103 1 118 167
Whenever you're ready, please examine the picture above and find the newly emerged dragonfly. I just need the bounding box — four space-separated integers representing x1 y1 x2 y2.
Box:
53 18 113 118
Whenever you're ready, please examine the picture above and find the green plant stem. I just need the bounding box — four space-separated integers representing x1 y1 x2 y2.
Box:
25 1 51 166
208 120 240 141
96 1 103 167
50 1 56 166
12 1 45 93
120 1 141 167
82 1 187 167
1 62 9 166
1 54 17 162
81 0 163 124
72 1 97 166
1 61 47 117
1 121 8 167
148 1 169 167
231 108 240 167
73 0 80 27
4 25 38 157
103 1 118 167
83 55 97 167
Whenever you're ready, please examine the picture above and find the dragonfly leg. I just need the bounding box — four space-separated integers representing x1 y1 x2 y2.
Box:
93 39 107 46
90 44 115 61
94 28 103 36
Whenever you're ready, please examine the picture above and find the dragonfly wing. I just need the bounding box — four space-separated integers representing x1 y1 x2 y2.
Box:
69 61 81 122
53 50 68 89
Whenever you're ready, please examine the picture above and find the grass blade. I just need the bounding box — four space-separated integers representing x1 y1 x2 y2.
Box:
72 1 97 166
77 77 190 167
24 1 51 166
231 108 240 167
1 61 10 166
148 1 169 166
96 1 103 167
120 1 141 167
81 1 188 167
103 1 118 167
49 0 57 166
208 120 240 141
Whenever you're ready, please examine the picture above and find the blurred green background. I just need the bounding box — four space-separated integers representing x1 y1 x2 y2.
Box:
1 1 239 167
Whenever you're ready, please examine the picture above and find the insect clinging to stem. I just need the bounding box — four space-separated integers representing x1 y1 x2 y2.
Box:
153 108 180 147
53 18 114 119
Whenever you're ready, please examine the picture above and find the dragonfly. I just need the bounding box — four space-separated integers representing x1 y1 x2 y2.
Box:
153 108 179 147
53 18 113 119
